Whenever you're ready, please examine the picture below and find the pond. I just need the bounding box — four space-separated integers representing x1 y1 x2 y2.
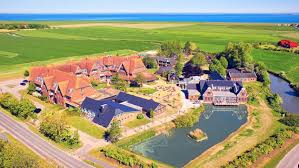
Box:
269 74 299 114
132 105 248 167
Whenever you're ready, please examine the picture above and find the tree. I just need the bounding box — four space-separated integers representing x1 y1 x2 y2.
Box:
149 110 154 118
142 56 157 69
134 73 145 87
191 52 207 67
184 41 197 55
219 56 228 69
209 59 226 77
17 99 36 119
39 111 75 143
27 82 36 95
175 53 184 76
222 42 253 68
159 41 183 57
23 70 29 77
111 74 128 91
105 121 121 143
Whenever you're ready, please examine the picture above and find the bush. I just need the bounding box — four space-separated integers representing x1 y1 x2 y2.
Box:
137 114 144 119
23 70 29 77
102 146 158 168
279 114 299 127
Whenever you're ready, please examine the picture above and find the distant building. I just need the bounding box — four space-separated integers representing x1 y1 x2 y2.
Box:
227 68 257 82
199 80 247 105
178 76 202 90
55 56 156 82
29 67 100 108
278 40 298 48
185 80 248 106
156 56 177 67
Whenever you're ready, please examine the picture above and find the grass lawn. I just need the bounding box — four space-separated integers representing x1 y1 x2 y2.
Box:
66 115 105 139
123 118 151 128
0 22 298 82
128 87 158 95
4 133 55 167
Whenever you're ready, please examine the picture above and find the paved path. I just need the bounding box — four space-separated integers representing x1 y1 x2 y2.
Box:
277 144 299 168
0 111 93 168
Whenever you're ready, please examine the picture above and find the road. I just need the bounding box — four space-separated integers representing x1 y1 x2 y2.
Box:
0 111 93 168
277 144 299 168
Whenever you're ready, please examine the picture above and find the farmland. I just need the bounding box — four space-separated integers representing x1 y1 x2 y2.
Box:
0 22 298 82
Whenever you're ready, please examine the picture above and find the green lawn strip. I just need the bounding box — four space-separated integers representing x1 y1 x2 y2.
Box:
83 160 104 168
66 115 105 139
263 138 299 168
123 118 151 129
127 87 158 95
116 129 156 149
4 133 54 167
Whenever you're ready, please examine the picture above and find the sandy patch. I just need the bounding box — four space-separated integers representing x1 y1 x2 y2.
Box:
0 29 16 33
52 22 196 29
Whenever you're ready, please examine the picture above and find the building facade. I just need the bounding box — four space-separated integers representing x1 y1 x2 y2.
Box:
227 68 257 82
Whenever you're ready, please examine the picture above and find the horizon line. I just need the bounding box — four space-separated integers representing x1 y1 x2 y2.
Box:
1 12 299 15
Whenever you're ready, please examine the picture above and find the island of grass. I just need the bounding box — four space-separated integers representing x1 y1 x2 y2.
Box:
188 128 208 142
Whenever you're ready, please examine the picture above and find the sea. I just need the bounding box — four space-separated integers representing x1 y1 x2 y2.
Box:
0 13 299 23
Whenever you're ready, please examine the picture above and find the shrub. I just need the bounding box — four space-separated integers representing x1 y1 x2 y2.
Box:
27 82 36 95
23 70 29 77
279 114 299 127
137 114 144 119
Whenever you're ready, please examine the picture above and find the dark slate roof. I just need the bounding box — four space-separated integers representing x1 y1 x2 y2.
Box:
199 80 243 94
155 66 174 75
81 97 139 127
227 68 257 79
115 92 160 112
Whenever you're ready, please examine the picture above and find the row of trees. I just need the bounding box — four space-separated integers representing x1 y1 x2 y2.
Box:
39 111 80 147
158 40 199 58
223 129 293 168
209 57 228 77
0 93 36 119
0 23 49 30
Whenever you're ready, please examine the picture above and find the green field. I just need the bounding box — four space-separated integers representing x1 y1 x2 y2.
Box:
0 22 298 82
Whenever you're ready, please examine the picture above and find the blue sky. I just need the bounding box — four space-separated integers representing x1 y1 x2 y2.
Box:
1 0 299 13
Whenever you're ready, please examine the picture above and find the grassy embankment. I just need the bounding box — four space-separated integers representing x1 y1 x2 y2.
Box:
0 22 298 83
185 82 284 168
0 133 56 167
